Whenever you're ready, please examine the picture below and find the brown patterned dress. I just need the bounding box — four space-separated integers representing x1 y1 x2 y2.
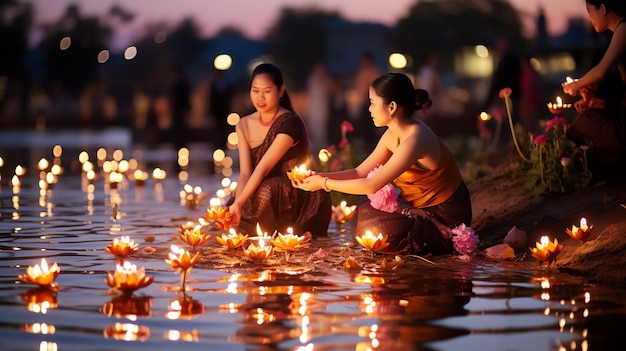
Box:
232 112 331 237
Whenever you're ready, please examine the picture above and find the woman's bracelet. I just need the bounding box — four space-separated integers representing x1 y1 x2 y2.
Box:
322 177 330 192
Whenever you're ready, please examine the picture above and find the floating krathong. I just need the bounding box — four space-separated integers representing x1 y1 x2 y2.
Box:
165 245 199 291
105 236 139 262
286 164 311 181
356 231 390 257
530 235 563 266
216 228 248 249
331 200 357 224
104 261 154 294
179 224 211 250
271 228 311 261
203 206 232 231
565 217 593 243
18 258 60 288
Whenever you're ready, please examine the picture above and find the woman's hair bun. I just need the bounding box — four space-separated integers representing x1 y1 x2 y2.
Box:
415 88 432 111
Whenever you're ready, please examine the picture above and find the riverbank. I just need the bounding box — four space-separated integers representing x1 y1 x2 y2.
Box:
467 151 626 287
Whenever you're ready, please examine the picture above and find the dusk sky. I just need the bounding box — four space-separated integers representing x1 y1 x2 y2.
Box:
27 0 589 49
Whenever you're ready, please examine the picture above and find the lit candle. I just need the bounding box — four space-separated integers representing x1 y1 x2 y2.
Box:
331 201 357 224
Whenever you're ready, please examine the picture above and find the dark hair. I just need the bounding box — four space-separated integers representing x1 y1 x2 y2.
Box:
586 0 626 17
251 63 294 111
371 73 432 117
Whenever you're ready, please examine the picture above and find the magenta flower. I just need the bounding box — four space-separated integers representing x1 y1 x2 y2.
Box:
545 116 569 132
533 134 548 145
498 87 512 99
341 120 354 133
366 164 399 213
451 223 479 256
338 138 349 149
326 144 337 153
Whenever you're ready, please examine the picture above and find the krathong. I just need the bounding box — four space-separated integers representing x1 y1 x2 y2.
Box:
530 235 563 266
18 258 60 288
331 200 357 224
105 236 139 262
286 164 311 181
271 228 311 261
566 217 593 243
104 261 154 294
243 239 273 263
179 224 211 250
547 96 571 116
203 206 232 231
356 230 390 257
165 245 199 291
216 228 248 250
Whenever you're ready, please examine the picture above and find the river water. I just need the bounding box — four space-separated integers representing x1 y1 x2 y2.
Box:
0 128 624 351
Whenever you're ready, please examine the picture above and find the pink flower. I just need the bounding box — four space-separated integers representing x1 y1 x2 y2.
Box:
341 120 354 133
366 164 399 213
338 138 349 149
451 223 479 256
498 87 512 99
533 134 548 145
560 157 572 167
326 144 337 153
545 116 569 132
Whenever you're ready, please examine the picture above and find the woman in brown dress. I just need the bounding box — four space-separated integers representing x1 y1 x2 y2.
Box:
293 73 471 255
228 63 331 237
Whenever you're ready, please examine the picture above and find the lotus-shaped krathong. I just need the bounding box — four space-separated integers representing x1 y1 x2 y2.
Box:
105 236 139 262
331 200 357 224
286 164 311 181
180 224 211 249
203 206 232 231
18 258 60 288
530 235 563 266
216 228 249 249
271 229 311 261
105 261 154 294
243 241 273 262
565 217 593 243
165 245 200 273
356 231 390 257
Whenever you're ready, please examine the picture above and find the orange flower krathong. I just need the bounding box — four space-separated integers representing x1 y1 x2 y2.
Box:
165 245 199 273
271 229 311 261
18 258 60 288
530 235 563 266
105 236 139 262
203 206 232 231
216 228 248 249
105 261 154 294
243 241 273 262
331 200 357 224
356 231 390 257
180 224 211 249
286 164 311 181
165 245 199 291
565 217 593 243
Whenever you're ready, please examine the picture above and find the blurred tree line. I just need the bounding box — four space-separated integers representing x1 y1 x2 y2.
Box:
0 0 526 126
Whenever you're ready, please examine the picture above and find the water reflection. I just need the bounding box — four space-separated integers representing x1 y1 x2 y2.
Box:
1 132 626 350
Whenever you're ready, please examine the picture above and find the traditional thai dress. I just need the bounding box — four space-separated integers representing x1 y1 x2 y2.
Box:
355 140 472 255
232 112 332 237
566 19 626 183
